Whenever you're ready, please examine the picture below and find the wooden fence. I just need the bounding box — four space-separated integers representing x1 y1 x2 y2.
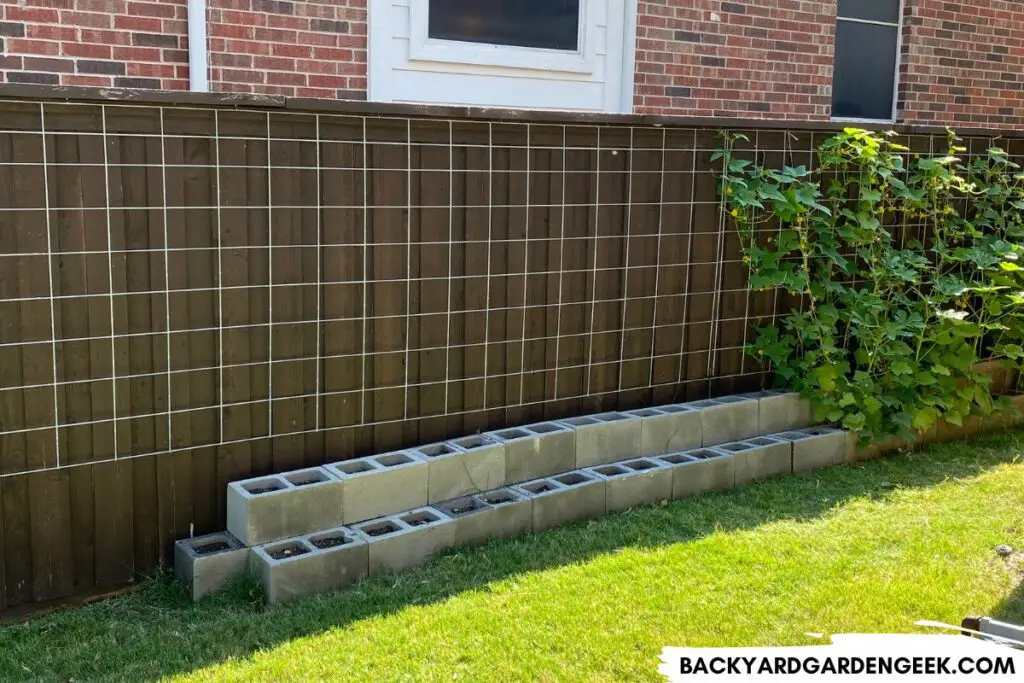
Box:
0 91 1002 611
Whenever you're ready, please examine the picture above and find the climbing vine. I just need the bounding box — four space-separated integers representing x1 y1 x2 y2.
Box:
716 128 1024 441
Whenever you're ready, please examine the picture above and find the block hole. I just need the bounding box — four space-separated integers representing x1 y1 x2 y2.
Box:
721 442 753 452
267 542 309 560
563 416 598 427
442 497 487 516
688 400 717 408
242 478 284 495
713 396 747 404
522 480 556 494
658 454 689 465
377 452 414 467
308 531 352 550
595 465 628 477
401 510 440 527
454 435 492 450
496 428 530 440
528 422 562 434
418 443 456 458
336 460 377 475
659 405 691 414
193 540 231 555
625 459 658 471
804 427 832 436
688 449 722 460
481 490 518 505
774 431 807 441
597 412 627 422
361 521 401 537
555 472 591 487
748 437 778 446
285 470 328 487
632 408 661 417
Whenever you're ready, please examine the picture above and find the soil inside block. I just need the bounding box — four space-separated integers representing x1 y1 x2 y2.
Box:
365 523 400 537
269 544 310 560
247 486 280 495
310 535 350 550
194 541 231 555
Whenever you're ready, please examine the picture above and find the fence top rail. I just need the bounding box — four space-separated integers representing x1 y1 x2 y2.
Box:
0 83 1019 141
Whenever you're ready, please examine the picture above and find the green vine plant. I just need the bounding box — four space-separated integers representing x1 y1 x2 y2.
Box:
715 128 1024 443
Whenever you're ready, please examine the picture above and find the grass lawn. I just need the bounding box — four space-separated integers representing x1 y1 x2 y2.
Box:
1 431 1022 682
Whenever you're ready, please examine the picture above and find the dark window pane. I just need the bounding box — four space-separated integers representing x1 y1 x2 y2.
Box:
428 0 581 51
837 0 900 24
832 21 898 120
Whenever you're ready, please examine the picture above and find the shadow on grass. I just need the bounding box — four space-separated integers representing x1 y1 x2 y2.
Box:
1 429 1022 681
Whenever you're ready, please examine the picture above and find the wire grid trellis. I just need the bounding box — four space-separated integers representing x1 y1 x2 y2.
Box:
0 99 790 478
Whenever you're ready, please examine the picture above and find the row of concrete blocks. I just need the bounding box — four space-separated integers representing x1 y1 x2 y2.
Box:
225 391 814 547
178 424 845 603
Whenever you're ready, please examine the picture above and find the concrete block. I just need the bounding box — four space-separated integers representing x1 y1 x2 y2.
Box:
353 507 455 575
325 451 428 525
436 487 532 547
627 405 702 457
490 421 576 483
688 396 761 446
774 427 848 473
251 527 369 604
174 532 250 601
745 390 814 434
513 471 606 532
725 436 792 486
655 447 735 498
415 435 505 504
558 412 642 468
226 467 344 546
587 457 673 512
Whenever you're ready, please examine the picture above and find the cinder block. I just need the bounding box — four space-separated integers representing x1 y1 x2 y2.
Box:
251 528 369 604
745 390 814 434
627 405 702 457
436 487 532 547
725 436 792 486
174 532 250 601
226 467 345 546
587 457 673 512
353 508 455 575
689 396 760 446
558 412 642 468
513 470 607 532
490 422 576 483
774 427 848 473
325 451 428 525
655 447 735 498
415 436 506 505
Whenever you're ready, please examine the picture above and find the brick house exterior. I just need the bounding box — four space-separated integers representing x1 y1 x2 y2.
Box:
0 0 1020 128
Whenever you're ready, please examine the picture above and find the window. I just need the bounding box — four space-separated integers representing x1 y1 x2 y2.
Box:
831 0 902 121
427 0 581 52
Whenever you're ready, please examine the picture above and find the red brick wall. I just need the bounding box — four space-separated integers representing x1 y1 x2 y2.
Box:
633 0 835 120
899 0 1024 128
0 0 367 98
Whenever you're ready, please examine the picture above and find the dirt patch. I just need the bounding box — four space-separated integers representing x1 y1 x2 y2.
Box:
269 545 309 560
193 541 230 555
311 536 349 550
1004 552 1024 584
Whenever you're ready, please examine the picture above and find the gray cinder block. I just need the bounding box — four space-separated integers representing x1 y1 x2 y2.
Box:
353 508 455 575
774 427 849 473
226 467 345 546
251 528 369 604
655 447 735 498
723 435 792 486
490 422 576 483
436 487 532 547
416 436 506 504
174 532 250 601
627 405 702 457
587 457 673 512
745 390 814 434
514 471 606 532
689 396 760 446
558 412 642 468
325 451 428 525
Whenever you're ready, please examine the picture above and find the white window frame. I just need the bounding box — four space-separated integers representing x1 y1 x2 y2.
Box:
831 0 905 124
407 0 598 75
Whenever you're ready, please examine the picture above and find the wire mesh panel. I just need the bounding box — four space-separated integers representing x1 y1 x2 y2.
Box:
0 96 926 607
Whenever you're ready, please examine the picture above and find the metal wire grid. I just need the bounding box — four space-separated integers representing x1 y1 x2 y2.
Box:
0 100 793 477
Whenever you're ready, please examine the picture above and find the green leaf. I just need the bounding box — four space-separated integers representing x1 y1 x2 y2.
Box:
890 359 913 376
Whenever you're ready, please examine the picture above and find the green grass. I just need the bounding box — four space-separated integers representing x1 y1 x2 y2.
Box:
2 432 1023 682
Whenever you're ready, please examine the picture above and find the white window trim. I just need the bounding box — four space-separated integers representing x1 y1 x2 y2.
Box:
830 0 905 124
407 0 597 75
